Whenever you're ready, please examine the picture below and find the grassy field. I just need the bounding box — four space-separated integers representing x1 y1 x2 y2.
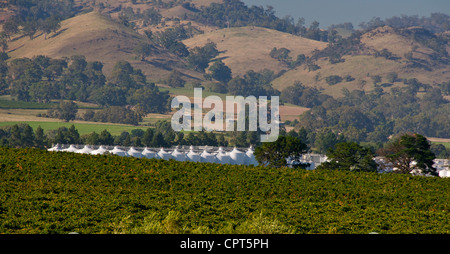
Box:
0 100 56 109
0 96 102 110
428 138 450 149
0 121 149 135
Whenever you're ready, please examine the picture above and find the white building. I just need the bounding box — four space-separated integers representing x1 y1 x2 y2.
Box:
127 147 142 158
91 146 108 155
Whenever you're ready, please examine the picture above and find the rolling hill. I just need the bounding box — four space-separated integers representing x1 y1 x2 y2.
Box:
182 26 328 77
6 11 203 83
272 26 450 97
1 0 449 142
4 1 448 96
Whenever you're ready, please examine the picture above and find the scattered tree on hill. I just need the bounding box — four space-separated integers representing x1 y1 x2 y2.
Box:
439 82 450 96
2 19 19 40
142 8 162 26
39 16 61 40
153 26 190 57
189 1 333 41
0 33 8 53
186 42 220 72
4 0 75 40
269 48 307 68
386 72 399 83
280 81 331 108
359 13 450 33
305 62 320 72
270 47 292 64
208 60 232 84
134 43 154 61
374 48 395 60
166 70 186 88
304 21 327 41
226 69 279 97
371 75 382 85
325 75 343 85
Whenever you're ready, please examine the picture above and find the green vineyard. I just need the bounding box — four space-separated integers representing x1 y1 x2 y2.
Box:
1 147 449 234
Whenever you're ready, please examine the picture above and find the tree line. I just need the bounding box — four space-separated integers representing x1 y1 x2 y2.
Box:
359 13 450 34
0 120 267 150
256 131 446 178
290 80 450 144
1 55 170 125
187 0 332 42
1 120 448 176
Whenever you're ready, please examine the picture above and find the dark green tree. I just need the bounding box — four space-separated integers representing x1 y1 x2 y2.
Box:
377 133 437 175
254 136 308 168
208 60 232 84
34 125 47 149
66 125 80 144
128 85 170 114
90 86 127 106
52 101 78 122
166 70 186 88
109 61 146 89
9 124 22 148
9 123 34 148
142 8 162 26
186 42 219 72
134 42 153 61
152 132 167 147
314 128 345 154
317 142 378 172
99 129 114 146
143 128 154 147
39 16 61 40
83 132 100 146
430 143 450 159
2 19 19 39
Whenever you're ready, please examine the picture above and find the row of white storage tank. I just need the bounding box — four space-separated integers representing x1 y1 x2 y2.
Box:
48 144 259 166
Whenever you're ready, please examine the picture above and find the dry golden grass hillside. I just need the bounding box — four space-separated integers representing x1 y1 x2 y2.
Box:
272 55 405 97
361 26 438 64
182 26 328 77
6 11 202 82
272 26 450 97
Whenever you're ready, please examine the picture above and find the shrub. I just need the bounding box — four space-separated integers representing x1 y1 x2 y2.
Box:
325 75 343 85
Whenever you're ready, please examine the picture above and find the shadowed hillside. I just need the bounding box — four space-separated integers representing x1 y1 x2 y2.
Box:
183 26 328 77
